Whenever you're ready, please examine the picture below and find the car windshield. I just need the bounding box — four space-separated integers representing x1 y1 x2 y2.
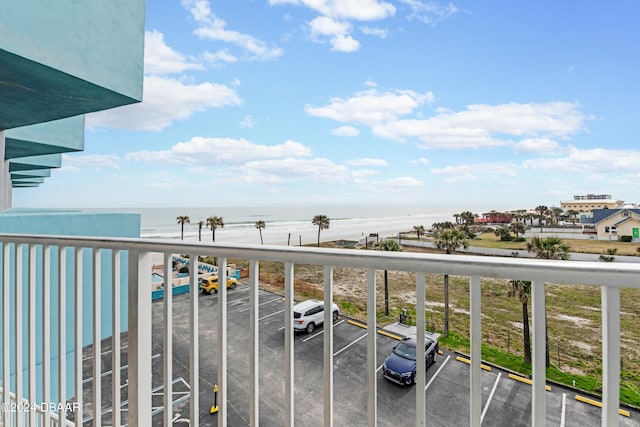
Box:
393 342 416 360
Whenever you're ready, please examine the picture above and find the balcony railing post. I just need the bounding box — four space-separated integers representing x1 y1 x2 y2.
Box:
323 265 334 427
531 280 546 426
188 252 199 425
2 243 12 427
249 260 260 427
127 250 152 427
602 286 621 427
284 261 295 427
93 248 102 427
366 268 377 427
217 256 228 426
163 253 173 426
415 272 426 427
470 275 482 427
111 249 122 427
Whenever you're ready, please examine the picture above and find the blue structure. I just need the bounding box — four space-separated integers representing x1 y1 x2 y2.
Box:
0 0 145 406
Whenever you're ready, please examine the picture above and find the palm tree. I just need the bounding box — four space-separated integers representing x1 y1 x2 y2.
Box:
526 235 570 367
206 216 224 242
176 215 190 240
494 227 511 241
197 220 204 242
535 205 549 232
413 225 425 240
434 229 469 337
509 222 526 239
378 239 403 315
255 220 266 245
312 215 330 247
508 280 532 364
460 211 476 225
526 236 570 260
567 209 580 225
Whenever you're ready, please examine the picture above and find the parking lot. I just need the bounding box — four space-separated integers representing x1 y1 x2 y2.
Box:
145 280 639 426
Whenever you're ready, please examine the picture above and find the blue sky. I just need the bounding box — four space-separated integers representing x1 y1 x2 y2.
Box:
14 0 640 210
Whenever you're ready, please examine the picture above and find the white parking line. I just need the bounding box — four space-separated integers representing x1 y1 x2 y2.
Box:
561 393 566 427
259 309 284 321
238 297 283 313
425 355 451 391
333 332 367 357
302 320 346 342
480 372 502 423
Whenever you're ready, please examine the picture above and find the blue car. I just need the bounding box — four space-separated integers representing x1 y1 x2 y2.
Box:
382 334 439 386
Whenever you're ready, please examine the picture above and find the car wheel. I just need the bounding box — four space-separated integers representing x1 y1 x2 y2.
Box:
306 322 315 334
230 282 237 290
411 372 417 385
333 310 339 322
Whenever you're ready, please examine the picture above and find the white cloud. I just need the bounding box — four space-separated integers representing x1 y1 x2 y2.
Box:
399 0 459 25
270 0 396 21
346 158 389 166
201 49 238 65
306 89 434 126
240 115 257 128
367 176 424 190
242 157 351 184
431 162 517 183
372 102 586 149
61 154 121 171
144 30 204 75
87 76 241 131
183 0 283 60
332 126 360 136
331 34 361 52
309 16 351 36
411 157 430 165
513 138 561 154
361 26 389 38
523 146 640 173
126 138 312 166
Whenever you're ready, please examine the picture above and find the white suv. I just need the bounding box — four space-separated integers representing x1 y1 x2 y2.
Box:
293 299 339 333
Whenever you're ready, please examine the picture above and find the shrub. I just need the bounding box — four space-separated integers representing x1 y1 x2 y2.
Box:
620 235 633 242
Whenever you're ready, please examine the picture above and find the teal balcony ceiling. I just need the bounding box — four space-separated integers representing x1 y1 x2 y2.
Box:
4 115 85 159
0 0 144 130
9 154 62 172
11 169 52 180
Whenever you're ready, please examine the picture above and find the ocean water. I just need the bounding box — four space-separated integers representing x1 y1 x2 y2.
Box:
85 205 487 246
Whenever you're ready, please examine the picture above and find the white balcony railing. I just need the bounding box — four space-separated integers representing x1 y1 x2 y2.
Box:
1 233 639 426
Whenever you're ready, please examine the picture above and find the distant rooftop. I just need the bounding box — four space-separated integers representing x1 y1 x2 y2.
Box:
572 194 612 200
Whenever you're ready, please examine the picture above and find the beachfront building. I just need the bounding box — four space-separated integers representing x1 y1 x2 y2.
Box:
560 194 624 214
0 0 145 421
581 208 640 241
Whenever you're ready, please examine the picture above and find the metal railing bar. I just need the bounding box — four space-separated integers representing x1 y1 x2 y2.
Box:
602 286 621 427
188 252 199 426
2 243 11 427
249 259 259 427
127 250 152 426
284 261 294 427
58 247 67 426
531 280 546 426
112 249 122 427
28 244 36 427
218 256 228 427
43 244 52 426
366 268 377 427
75 247 83 426
93 248 102 427
323 265 334 427
163 252 173 427
415 271 425 427
470 275 482 427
